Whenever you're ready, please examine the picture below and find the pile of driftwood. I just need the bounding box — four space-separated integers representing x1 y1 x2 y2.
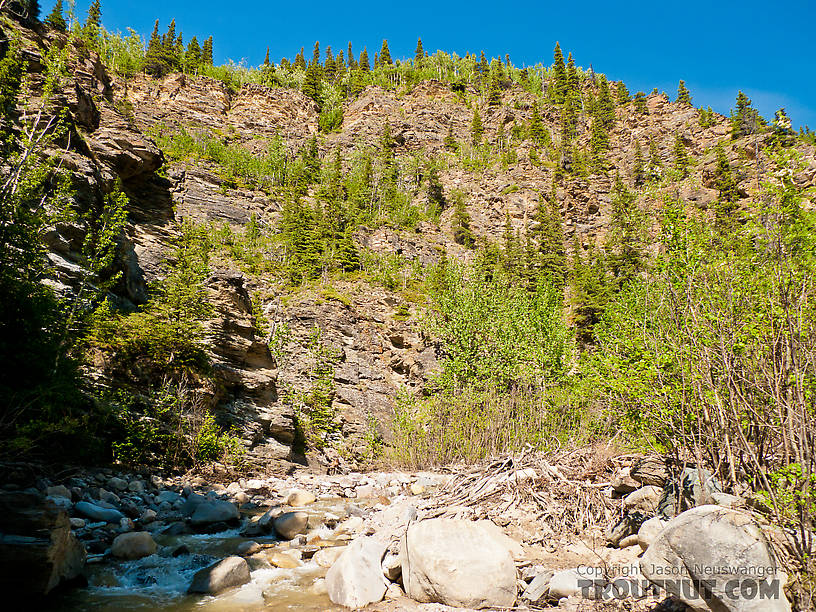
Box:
425 445 632 536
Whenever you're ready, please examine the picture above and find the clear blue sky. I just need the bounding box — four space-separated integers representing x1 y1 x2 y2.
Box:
52 1 816 129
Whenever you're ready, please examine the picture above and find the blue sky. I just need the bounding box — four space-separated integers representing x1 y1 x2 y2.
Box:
52 1 816 129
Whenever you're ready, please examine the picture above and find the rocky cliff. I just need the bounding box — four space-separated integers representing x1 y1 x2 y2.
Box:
7 13 816 474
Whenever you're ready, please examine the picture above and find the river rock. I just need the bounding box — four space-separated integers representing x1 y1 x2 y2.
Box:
273 511 309 539
189 500 239 526
75 501 124 523
549 568 594 600
638 517 667 551
325 536 388 608
46 485 72 499
400 518 517 608
630 456 670 487
237 541 261 556
111 532 157 560
315 546 347 568
266 549 303 568
640 505 791 611
611 467 639 494
285 489 316 506
624 485 662 513
188 556 251 595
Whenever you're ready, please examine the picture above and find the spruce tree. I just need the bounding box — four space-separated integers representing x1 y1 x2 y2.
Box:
570 237 610 344
294 47 306 70
324 46 336 80
201 36 214 66
551 42 567 104
713 143 740 224
359 47 370 72
731 90 759 138
470 106 484 145
264 47 270 66
185 37 201 73
646 140 661 181
302 62 323 107
595 75 615 129
531 195 566 286
633 141 646 186
615 81 629 104
560 94 577 143
84 0 101 40
488 69 502 106
312 41 320 65
444 122 457 151
676 80 692 105
672 134 690 177
426 162 446 215
347 42 355 68
606 173 644 288
45 0 66 30
529 100 546 145
379 40 392 65
414 38 424 68
566 52 579 94
452 196 475 248
144 20 172 77
633 91 648 114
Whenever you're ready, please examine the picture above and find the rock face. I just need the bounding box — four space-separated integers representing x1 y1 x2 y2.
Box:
325 536 388 608
111 532 157 560
0 493 86 596
400 518 517 609
640 505 791 612
187 556 251 595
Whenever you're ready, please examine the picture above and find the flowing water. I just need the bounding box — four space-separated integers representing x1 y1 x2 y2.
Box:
53 499 358 611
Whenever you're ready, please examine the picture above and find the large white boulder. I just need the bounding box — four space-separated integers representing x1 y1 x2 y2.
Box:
400 518 517 609
325 536 387 608
640 505 791 611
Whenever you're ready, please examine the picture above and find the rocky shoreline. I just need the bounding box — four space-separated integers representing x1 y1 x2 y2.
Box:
0 452 797 611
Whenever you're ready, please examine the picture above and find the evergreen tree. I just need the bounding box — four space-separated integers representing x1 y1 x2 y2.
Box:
444 122 457 151
633 91 649 114
566 52 579 95
551 42 567 104
713 143 740 225
501 213 519 276
324 45 336 80
414 38 424 68
633 141 646 186
201 36 214 66
595 75 615 129
531 195 566 286
676 80 692 105
529 100 547 145
615 81 629 104
672 134 690 177
646 139 661 181
560 94 577 143
312 41 320 65
488 68 502 106
373 52 379 69
302 61 323 108
731 90 759 138
359 47 370 72
606 173 645 288
294 47 306 70
452 196 475 248
379 39 392 65
84 0 101 40
771 108 794 147
470 106 484 145
426 162 446 215
144 20 173 77
347 42 356 69
45 0 66 30
570 237 610 344
263 47 270 66
185 37 201 73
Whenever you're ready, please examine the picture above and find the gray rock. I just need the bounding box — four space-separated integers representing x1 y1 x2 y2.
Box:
637 516 667 551
189 500 239 526
273 511 309 540
624 485 662 513
108 477 128 492
111 532 157 560
180 492 207 517
46 496 72 511
75 501 124 523
46 485 71 499
549 568 596 600
326 536 388 608
187 556 251 595
400 518 517 609
157 490 183 505
284 489 316 506
640 505 791 611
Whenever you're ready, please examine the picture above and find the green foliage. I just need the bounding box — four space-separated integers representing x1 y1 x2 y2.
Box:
470 106 484 145
672 134 690 177
45 0 67 31
451 191 475 248
633 91 649 114
676 80 692 105
290 328 342 451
